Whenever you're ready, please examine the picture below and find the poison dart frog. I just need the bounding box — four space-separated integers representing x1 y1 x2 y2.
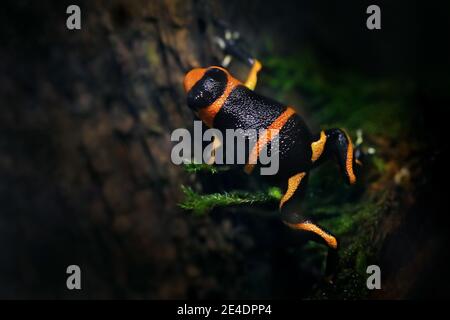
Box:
183 57 362 277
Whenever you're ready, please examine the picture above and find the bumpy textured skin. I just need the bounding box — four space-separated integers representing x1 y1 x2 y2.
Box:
212 84 313 180
214 85 286 130
276 115 313 179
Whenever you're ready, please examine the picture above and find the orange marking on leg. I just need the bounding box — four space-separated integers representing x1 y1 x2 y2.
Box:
343 130 356 184
245 60 262 90
244 107 296 174
311 130 327 162
285 221 338 249
279 172 306 209
198 73 241 128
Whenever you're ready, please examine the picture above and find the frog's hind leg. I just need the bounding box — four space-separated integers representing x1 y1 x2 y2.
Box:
312 128 360 185
278 172 339 278
213 28 262 91
282 213 339 278
281 213 338 251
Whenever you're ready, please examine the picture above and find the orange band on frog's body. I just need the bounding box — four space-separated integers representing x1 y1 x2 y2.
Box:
198 74 241 128
244 107 296 174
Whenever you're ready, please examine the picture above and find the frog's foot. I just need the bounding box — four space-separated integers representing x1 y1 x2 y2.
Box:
212 20 262 90
353 128 365 166
312 128 360 185
217 38 262 90
213 20 254 67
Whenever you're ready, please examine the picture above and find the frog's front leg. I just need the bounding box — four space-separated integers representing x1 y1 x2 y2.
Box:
311 128 361 185
278 172 339 277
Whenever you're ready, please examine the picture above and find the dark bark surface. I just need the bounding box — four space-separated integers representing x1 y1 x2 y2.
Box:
0 0 234 299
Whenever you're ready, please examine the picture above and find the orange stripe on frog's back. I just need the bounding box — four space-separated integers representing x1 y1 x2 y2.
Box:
198 74 241 128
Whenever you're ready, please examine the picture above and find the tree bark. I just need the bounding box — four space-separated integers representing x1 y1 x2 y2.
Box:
0 0 237 299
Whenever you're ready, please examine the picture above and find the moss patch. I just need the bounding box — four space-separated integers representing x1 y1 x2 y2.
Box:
179 185 281 216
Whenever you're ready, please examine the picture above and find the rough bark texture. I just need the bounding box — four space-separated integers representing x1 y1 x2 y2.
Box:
0 0 240 299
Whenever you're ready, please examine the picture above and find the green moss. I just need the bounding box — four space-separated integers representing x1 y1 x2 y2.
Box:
263 51 415 139
183 163 235 174
267 186 283 200
183 163 219 174
179 185 281 216
305 195 382 299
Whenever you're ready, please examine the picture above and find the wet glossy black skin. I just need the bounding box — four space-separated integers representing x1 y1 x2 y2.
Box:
188 68 314 181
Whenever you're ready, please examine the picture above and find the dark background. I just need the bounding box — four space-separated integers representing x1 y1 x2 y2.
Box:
0 0 449 299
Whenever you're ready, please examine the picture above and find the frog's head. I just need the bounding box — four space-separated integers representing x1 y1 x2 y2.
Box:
184 66 229 112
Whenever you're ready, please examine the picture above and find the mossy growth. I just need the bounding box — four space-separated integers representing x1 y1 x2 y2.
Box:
262 51 415 139
179 184 281 216
306 197 383 299
183 162 220 174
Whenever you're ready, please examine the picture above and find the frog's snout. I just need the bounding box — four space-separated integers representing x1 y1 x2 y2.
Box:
184 68 206 93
